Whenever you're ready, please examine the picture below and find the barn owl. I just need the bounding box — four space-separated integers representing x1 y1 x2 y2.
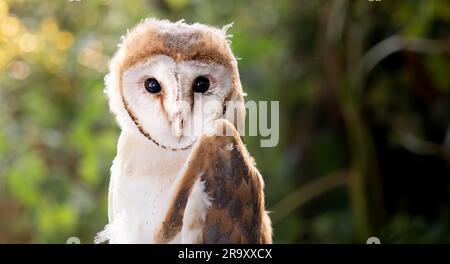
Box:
95 18 272 244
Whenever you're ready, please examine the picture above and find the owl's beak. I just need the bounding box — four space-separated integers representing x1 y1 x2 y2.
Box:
171 113 184 141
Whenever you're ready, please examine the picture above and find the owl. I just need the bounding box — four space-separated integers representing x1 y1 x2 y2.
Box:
95 18 272 244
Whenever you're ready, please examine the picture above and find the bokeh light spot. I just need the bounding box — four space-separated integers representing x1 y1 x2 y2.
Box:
7 60 30 80
55 31 74 50
19 33 38 52
1 16 20 37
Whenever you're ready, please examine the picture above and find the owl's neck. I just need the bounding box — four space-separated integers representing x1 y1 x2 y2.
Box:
116 131 191 180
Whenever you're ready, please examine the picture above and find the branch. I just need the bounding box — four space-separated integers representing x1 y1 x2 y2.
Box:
359 35 450 77
269 170 349 224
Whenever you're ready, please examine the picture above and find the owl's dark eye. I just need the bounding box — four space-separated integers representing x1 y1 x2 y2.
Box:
144 78 161 93
192 76 210 93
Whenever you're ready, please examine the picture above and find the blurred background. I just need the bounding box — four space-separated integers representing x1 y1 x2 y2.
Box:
0 0 449 243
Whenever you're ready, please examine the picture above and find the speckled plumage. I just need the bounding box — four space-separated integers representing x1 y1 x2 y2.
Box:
155 120 272 243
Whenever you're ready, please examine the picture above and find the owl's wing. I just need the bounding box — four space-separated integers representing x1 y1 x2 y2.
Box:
154 119 272 244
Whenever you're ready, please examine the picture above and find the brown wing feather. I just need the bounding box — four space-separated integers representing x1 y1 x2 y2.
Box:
154 119 272 244
201 120 272 243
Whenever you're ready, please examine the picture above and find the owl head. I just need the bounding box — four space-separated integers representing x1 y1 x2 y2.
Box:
105 18 246 151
